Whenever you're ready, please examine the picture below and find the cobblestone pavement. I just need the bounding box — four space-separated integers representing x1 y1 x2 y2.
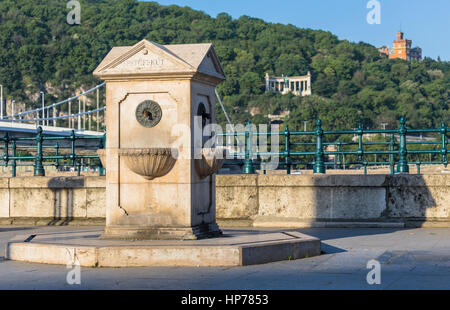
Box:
0 226 449 290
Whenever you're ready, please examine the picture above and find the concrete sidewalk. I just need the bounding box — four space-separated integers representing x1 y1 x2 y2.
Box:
0 226 449 290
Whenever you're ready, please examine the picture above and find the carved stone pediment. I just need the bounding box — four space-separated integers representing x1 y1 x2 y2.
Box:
93 39 225 81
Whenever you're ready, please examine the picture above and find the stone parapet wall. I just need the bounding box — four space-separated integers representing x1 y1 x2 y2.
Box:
0 176 105 225
216 174 450 228
0 174 449 227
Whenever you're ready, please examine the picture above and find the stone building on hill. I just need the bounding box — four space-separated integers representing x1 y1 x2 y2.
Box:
379 32 422 61
265 72 312 96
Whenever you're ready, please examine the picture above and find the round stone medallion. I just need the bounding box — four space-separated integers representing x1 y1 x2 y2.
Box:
135 100 162 128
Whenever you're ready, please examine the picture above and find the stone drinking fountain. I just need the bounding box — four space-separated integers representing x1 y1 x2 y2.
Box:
6 40 320 267
93 39 227 240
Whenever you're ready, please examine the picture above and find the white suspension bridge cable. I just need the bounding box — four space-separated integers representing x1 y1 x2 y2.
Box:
3 85 230 135
215 88 232 127
4 107 105 123
215 88 243 147
4 82 106 119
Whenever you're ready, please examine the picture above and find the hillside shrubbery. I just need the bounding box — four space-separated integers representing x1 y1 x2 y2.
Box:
0 0 448 130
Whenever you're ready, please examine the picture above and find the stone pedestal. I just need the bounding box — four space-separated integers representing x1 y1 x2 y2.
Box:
6 229 321 267
4 40 322 268
93 39 226 240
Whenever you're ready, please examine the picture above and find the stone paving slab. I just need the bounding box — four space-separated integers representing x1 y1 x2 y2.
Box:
5 229 321 267
0 227 449 289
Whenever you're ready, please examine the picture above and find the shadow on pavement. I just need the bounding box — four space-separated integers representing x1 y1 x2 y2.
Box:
0 227 34 233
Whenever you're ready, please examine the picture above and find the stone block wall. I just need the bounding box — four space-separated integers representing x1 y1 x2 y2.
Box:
216 174 450 228
0 176 105 225
0 174 449 227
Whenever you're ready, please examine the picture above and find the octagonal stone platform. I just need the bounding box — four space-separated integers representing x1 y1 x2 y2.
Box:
5 229 321 267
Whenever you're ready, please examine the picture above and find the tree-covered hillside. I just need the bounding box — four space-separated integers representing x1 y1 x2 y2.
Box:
0 0 448 130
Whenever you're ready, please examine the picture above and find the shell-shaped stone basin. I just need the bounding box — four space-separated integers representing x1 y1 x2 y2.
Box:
195 148 228 179
118 148 178 180
97 149 106 169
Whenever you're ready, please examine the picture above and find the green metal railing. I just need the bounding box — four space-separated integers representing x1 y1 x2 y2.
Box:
217 117 449 175
1 118 448 177
0 126 106 177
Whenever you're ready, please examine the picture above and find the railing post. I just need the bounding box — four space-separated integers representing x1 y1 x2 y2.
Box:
102 133 106 150
357 122 364 162
284 124 291 174
389 134 395 175
34 126 45 176
233 131 238 160
70 130 76 167
77 160 81 177
4 133 9 176
313 119 325 174
397 117 409 173
243 121 254 174
336 139 341 169
99 133 106 176
441 121 448 167
54 143 60 171
11 138 16 178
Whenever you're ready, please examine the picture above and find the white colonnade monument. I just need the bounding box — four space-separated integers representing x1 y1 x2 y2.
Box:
265 72 312 96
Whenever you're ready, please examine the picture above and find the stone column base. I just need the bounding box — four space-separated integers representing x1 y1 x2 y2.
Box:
100 223 222 241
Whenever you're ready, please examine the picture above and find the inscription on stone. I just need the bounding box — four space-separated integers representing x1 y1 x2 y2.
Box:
122 57 165 68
